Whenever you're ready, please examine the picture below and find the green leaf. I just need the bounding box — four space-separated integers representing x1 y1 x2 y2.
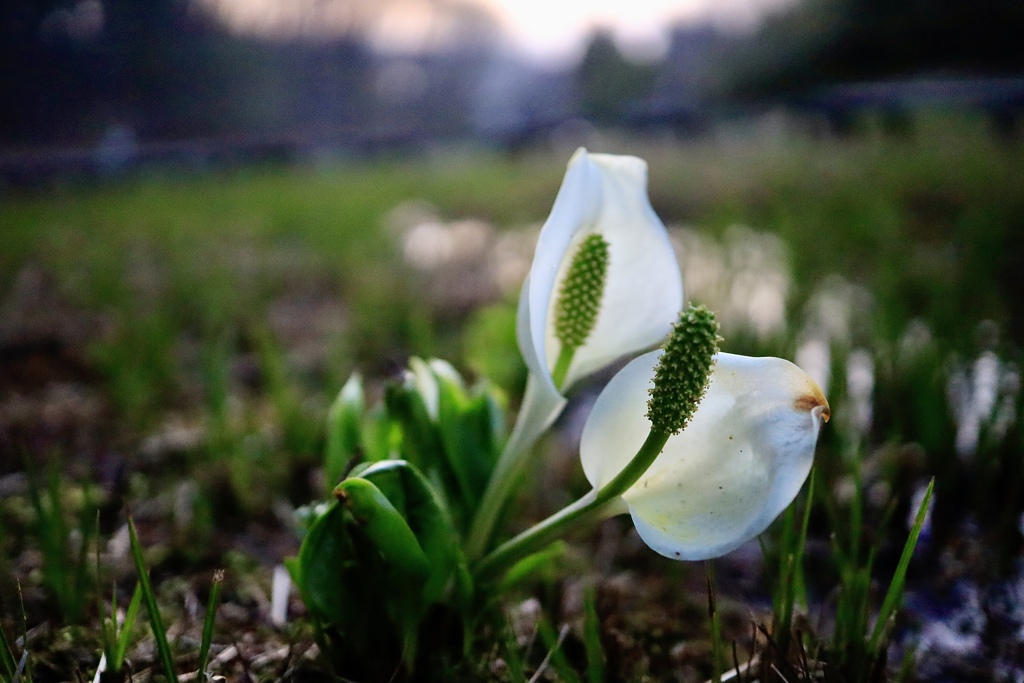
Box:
435 371 504 516
325 372 366 488
384 369 446 474
362 404 399 463
295 502 387 663
296 460 471 677
498 542 569 593
335 477 431 581
432 364 479 510
357 460 471 607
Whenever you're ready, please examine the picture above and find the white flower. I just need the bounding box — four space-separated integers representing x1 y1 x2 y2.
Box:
518 148 683 400
580 352 829 560
467 149 683 557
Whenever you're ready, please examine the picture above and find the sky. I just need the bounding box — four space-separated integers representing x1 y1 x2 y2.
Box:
209 0 793 65
472 0 792 63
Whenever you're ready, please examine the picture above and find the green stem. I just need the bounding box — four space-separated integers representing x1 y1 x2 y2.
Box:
550 344 575 390
474 429 670 581
465 376 567 559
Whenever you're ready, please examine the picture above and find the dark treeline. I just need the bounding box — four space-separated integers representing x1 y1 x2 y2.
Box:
0 0 493 150
726 0 1024 99
3 0 1024 155
2 0 241 145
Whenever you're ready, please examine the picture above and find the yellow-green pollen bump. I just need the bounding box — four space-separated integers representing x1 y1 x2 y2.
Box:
647 304 721 435
552 233 610 388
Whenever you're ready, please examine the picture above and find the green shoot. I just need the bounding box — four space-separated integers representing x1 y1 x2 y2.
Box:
500 614 528 683
26 464 95 623
706 561 723 683
325 373 365 489
99 581 142 677
774 469 815 659
127 517 177 682
868 478 934 653
97 513 142 676
0 622 16 680
201 333 233 464
197 570 224 679
582 587 605 683
256 329 319 459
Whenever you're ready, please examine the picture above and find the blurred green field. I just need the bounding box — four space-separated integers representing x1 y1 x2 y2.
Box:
2 117 1024 680
5 117 1023 363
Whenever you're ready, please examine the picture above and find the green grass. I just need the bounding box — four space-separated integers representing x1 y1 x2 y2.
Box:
128 517 177 682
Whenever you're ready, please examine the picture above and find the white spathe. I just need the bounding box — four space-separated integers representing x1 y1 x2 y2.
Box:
518 148 683 403
581 351 829 561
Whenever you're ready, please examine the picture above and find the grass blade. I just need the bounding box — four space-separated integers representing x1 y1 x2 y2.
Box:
793 469 816 607
196 570 224 677
500 612 528 683
127 517 177 682
0 622 16 679
582 586 605 683
113 582 143 670
706 561 723 683
868 478 934 653
776 469 816 657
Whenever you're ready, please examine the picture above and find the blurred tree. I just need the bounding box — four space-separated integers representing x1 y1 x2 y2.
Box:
726 0 1024 98
0 0 502 152
0 0 239 145
576 30 659 125
102 0 238 138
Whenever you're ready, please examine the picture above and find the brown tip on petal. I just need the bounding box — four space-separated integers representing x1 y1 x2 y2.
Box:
795 390 830 422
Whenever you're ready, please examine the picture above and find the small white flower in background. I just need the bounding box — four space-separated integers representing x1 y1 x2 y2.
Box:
271 565 291 626
580 351 829 560
519 147 683 400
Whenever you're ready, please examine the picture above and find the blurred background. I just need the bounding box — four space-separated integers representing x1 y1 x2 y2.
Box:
2 0 1023 172
3 1 1024 680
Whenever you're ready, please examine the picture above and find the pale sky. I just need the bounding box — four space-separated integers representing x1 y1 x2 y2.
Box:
473 0 791 63
207 0 792 65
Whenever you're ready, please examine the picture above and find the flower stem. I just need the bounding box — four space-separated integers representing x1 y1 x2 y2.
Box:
550 345 575 390
465 376 566 559
474 428 670 581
